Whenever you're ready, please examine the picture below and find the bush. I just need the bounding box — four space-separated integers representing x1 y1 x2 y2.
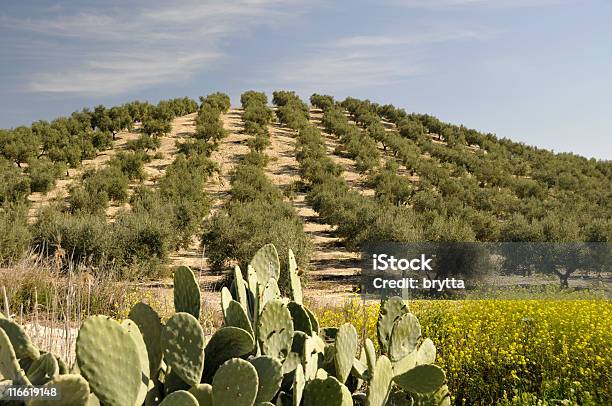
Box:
0 204 31 264
26 158 65 193
109 151 147 180
0 158 30 204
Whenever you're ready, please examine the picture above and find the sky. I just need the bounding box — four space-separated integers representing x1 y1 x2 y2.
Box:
1 0 610 159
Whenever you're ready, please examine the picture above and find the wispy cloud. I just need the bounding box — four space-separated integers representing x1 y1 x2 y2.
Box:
271 26 492 91
1 0 306 95
389 0 570 9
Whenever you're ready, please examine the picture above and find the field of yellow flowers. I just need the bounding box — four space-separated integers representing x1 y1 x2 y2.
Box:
316 299 611 405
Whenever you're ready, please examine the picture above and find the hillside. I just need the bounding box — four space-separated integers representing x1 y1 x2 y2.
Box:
0 91 610 297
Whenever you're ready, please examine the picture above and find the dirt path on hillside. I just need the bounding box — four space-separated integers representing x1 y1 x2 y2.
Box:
265 112 361 304
169 109 250 277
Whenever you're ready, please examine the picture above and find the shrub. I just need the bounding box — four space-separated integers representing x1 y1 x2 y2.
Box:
109 151 147 180
0 204 31 264
0 158 30 204
26 158 64 193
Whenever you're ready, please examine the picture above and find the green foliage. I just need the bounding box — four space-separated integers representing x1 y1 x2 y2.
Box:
0 158 30 204
26 158 65 193
0 204 31 264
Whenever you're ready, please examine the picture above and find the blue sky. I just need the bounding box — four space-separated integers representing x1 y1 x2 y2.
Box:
1 0 610 159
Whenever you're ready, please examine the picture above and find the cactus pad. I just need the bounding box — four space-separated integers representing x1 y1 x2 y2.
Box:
334 323 358 384
416 338 436 365
224 299 254 338
303 376 352 406
212 358 259 406
28 374 90 406
203 326 255 382
189 383 213 406
250 355 283 402
258 299 294 359
250 243 280 286
364 338 377 373
287 302 312 334
129 302 163 375
293 364 305 406
366 355 393 406
233 265 249 312
377 297 409 354
288 249 303 304
161 312 205 386
393 364 446 394
158 390 199 405
76 315 142 406
122 319 150 406
173 266 201 319
389 313 421 362
0 328 29 385
0 317 40 360
26 352 58 385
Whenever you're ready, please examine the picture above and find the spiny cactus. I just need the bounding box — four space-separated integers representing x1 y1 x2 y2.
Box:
161 312 205 386
173 266 201 319
0 243 449 406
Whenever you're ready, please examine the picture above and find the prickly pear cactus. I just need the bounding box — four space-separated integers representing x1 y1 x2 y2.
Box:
394 364 446 394
76 315 142 406
212 358 259 406
366 355 393 406
293 364 305 406
288 301 313 334
250 355 283 403
158 389 199 405
0 328 30 385
416 338 436 365
232 265 250 312
364 338 377 373
189 383 213 406
389 313 421 362
224 299 254 338
334 323 358 384
0 317 40 360
377 297 409 354
250 243 280 286
129 302 163 375
161 312 205 386
303 375 353 406
203 326 255 382
26 352 58 385
258 299 294 360
121 319 150 405
288 248 303 304
173 266 201 319
28 374 90 406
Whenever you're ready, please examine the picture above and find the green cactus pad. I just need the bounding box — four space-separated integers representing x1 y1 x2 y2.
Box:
282 351 301 374
233 265 250 312
393 364 446 394
288 249 303 304
364 338 377 373
122 319 150 406
287 302 312 334
0 329 29 385
221 287 232 318
224 299 254 338
189 383 213 406
158 390 199 406
416 338 436 365
303 376 352 406
334 324 357 384
129 302 163 375
304 307 319 335
28 374 90 406
392 349 417 377
161 312 205 386
352 357 367 380
291 331 308 355
250 355 283 402
250 244 280 286
258 299 294 360
203 326 255 382
377 297 409 354
303 336 325 381
0 317 40 360
76 315 142 406
366 355 393 406
26 352 58 385
56 355 67 375
293 364 305 406
174 266 201 319
212 358 259 406
389 313 421 362
261 278 281 311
